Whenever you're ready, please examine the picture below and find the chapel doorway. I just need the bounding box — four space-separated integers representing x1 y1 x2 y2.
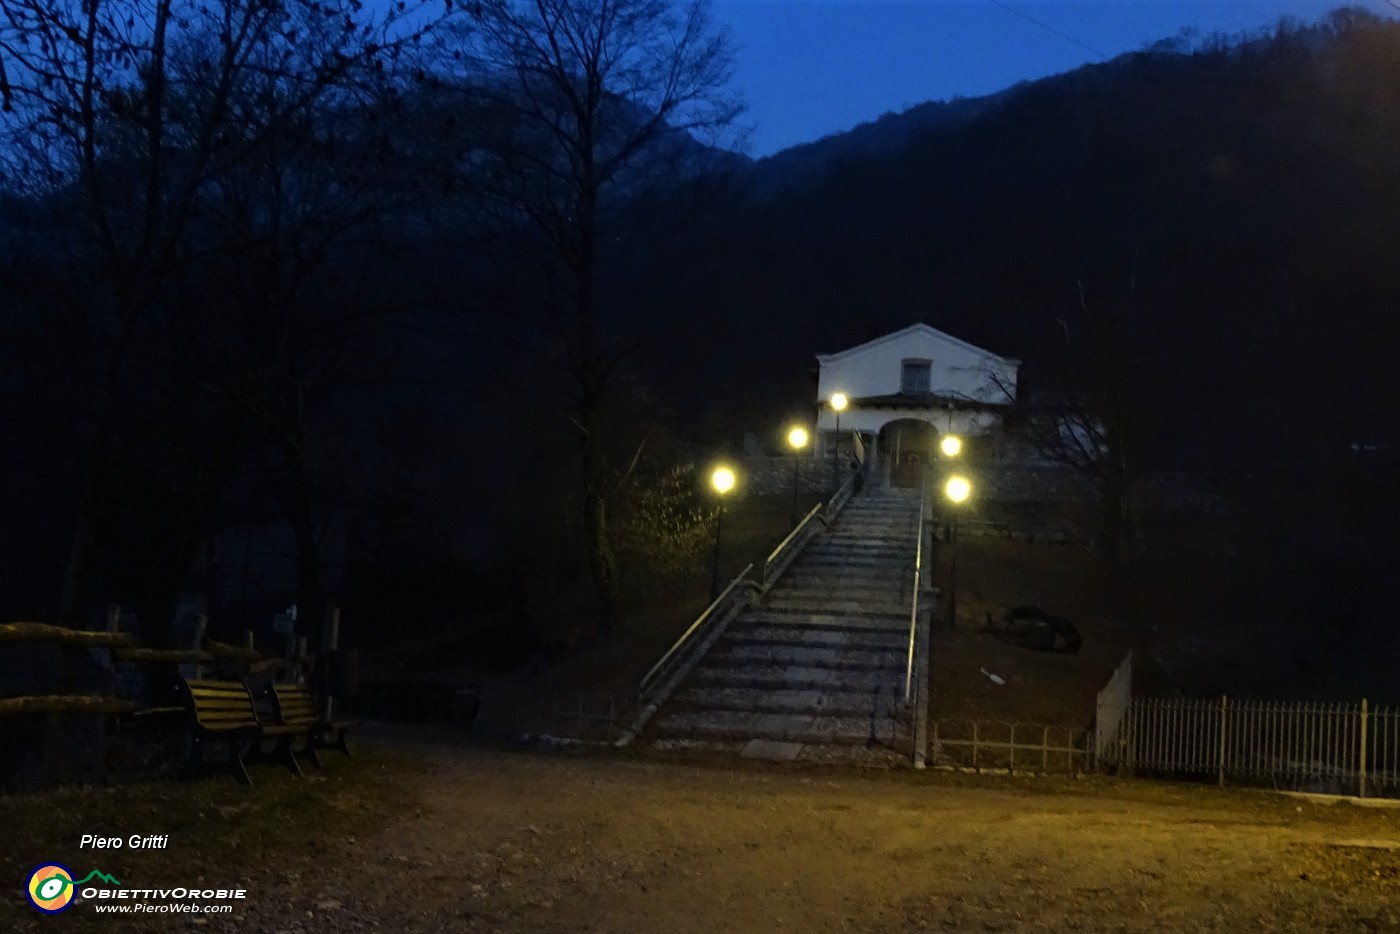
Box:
877 418 936 488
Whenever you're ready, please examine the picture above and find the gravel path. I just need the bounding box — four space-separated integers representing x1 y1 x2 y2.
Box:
208 742 1400 933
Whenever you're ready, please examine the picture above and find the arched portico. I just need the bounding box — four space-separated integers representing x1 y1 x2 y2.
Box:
877 417 940 488
815 404 1004 487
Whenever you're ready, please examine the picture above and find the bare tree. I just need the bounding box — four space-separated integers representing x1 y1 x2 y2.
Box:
0 0 451 622
450 0 741 633
993 278 1139 569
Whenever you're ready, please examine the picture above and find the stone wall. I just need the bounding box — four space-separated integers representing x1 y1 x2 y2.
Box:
977 464 1096 505
736 456 844 498
735 453 1097 504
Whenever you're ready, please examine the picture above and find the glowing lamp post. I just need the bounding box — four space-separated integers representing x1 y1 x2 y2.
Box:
786 426 809 529
944 474 972 630
940 434 963 458
709 466 737 601
830 392 848 491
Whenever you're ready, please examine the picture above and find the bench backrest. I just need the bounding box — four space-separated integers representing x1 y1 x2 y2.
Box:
272 684 317 727
184 679 258 730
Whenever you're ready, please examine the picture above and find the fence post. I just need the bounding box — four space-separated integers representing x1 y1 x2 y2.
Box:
1359 698 1369 799
1218 695 1228 788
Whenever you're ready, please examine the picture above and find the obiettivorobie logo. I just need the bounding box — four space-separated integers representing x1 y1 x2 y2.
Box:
26 862 248 916
25 864 122 914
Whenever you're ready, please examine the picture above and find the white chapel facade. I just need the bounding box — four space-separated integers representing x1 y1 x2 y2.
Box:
814 324 1020 477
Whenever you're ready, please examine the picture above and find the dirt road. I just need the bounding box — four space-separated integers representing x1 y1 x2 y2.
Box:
209 743 1400 933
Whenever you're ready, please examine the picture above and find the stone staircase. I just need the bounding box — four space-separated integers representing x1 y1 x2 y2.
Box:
647 486 923 757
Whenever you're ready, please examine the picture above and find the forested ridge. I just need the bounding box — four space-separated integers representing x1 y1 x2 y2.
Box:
2 5 1397 686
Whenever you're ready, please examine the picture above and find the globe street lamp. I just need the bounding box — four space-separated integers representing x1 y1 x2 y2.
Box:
786 426 809 529
940 434 963 458
709 465 737 600
944 474 972 630
830 392 848 492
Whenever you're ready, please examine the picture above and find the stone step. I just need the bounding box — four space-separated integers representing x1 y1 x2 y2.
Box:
840 512 919 521
750 600 908 619
793 555 911 568
825 532 914 543
651 709 908 746
791 548 911 561
673 686 904 717
806 540 911 550
843 502 920 512
765 587 912 607
710 644 904 669
691 665 905 692
781 567 911 582
762 597 910 617
833 518 918 528
838 515 919 524
833 533 916 541
807 553 911 565
799 550 912 564
721 626 907 651
789 577 910 588
807 548 914 561
734 609 911 632
762 600 911 618
770 573 911 588
781 577 906 589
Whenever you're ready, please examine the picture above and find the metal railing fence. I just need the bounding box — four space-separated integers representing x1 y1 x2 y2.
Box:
826 469 858 517
762 503 825 588
930 719 1093 774
902 467 927 701
522 692 622 743
1100 697 1400 797
637 564 756 704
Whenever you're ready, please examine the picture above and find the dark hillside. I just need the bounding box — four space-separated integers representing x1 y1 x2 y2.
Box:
641 11 1400 472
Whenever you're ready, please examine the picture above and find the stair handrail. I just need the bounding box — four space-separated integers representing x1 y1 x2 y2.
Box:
904 466 928 701
762 502 825 588
637 563 757 704
826 468 858 516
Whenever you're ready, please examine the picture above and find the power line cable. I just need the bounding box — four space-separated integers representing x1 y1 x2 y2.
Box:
985 0 1108 61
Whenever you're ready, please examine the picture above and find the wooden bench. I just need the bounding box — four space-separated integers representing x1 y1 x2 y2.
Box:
180 679 311 785
267 684 355 758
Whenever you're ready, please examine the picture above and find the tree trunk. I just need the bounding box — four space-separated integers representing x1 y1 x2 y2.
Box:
57 478 105 626
573 180 617 635
285 478 324 653
58 292 147 623
580 432 617 636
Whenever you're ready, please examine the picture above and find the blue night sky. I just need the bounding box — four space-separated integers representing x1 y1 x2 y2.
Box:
717 1 1396 156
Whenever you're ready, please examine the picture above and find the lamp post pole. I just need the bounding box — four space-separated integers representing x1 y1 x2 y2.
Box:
790 457 801 528
949 513 959 631
709 466 736 601
830 393 848 493
710 502 725 601
787 426 809 529
944 474 971 630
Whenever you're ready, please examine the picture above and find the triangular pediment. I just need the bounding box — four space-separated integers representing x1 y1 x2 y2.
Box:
816 323 1018 367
